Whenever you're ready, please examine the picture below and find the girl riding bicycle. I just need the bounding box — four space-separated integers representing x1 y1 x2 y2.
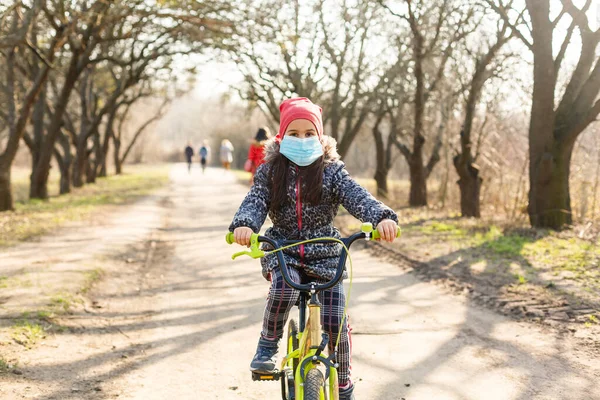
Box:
229 97 399 400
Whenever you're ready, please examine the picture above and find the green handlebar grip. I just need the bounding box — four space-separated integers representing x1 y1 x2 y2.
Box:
371 226 401 240
227 232 265 260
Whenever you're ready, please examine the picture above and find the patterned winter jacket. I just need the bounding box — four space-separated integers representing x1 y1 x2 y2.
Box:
229 136 398 281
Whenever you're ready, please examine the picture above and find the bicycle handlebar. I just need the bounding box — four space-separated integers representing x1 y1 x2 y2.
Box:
225 223 400 246
225 222 401 292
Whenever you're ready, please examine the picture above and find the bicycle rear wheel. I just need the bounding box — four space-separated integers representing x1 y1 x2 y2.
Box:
304 368 326 400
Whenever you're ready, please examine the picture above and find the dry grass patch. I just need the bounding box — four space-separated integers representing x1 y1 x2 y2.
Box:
340 207 600 317
1 164 169 246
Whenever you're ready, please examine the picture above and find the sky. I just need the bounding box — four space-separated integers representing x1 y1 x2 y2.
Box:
193 61 244 100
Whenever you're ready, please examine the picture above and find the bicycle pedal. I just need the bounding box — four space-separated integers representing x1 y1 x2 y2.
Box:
251 371 280 381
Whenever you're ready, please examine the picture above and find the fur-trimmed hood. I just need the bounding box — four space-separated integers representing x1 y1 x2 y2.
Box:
262 135 340 165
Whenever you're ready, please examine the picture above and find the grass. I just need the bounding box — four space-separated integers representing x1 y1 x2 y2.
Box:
477 232 600 287
0 274 33 289
395 209 600 305
421 221 467 236
1 164 169 246
10 308 70 348
425 222 600 282
48 292 81 314
514 274 528 285
0 357 15 373
7 291 81 349
482 233 533 256
80 268 104 294
34 310 54 320
11 319 46 348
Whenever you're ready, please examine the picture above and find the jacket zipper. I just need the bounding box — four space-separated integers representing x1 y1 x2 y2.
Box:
295 167 305 262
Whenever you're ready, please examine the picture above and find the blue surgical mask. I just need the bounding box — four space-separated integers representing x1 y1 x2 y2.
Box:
279 135 324 166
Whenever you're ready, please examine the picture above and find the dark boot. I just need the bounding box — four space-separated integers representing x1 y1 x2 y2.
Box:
249 337 279 373
339 384 355 400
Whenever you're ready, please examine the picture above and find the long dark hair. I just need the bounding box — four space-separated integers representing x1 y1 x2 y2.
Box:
269 153 324 211
255 128 270 142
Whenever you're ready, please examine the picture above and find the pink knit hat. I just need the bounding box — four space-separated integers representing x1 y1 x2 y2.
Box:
275 98 323 143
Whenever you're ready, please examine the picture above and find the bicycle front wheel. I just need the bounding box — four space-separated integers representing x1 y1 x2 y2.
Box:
287 318 299 373
304 368 326 400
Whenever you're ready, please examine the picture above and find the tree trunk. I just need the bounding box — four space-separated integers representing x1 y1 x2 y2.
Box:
525 0 568 229
114 137 122 175
30 56 81 200
24 85 50 199
28 85 44 197
72 138 87 188
439 132 450 207
0 168 13 211
98 115 114 177
0 17 58 210
58 153 71 195
29 166 48 199
409 14 427 208
528 143 573 228
408 154 427 206
28 27 46 200
86 156 96 184
98 160 108 178
54 148 71 195
374 168 389 199
59 131 72 195
87 131 99 183
372 116 389 198
454 157 482 217
59 167 70 194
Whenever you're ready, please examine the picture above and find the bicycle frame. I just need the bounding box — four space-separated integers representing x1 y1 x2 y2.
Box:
282 294 340 400
226 222 400 400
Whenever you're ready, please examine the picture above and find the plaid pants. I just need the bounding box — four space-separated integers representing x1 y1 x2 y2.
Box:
261 266 352 386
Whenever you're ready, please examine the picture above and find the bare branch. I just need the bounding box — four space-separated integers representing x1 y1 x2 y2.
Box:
120 99 170 164
485 0 533 50
554 18 577 74
392 135 412 161
425 133 443 179
560 0 593 32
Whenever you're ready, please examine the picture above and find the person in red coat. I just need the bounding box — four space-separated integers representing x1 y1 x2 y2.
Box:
247 127 270 184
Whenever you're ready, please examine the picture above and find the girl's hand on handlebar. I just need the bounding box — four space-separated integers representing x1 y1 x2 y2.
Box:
233 227 254 247
376 219 398 243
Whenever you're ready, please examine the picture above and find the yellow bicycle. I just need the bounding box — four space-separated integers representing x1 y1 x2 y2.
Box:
226 222 400 400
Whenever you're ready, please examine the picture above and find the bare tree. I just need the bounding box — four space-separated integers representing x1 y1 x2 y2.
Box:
382 0 476 206
453 5 514 218
488 0 600 228
231 0 381 158
28 0 113 199
0 0 68 210
370 51 410 198
23 0 232 198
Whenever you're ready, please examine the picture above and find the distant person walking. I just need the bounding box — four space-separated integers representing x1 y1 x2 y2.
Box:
199 141 210 174
246 128 270 185
220 139 234 170
184 143 194 172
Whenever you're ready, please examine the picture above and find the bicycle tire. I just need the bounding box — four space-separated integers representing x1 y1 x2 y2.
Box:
287 318 299 373
304 368 326 400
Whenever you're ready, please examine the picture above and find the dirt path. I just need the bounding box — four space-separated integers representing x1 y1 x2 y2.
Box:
1 165 599 400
